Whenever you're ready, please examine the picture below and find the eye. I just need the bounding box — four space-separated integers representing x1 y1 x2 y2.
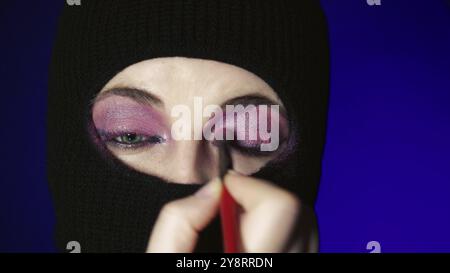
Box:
210 130 277 157
113 133 146 144
230 138 275 156
206 105 288 157
112 133 165 145
99 131 166 149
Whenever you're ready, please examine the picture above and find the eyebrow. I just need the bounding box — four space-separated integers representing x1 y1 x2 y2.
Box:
221 94 287 117
93 88 286 116
93 87 164 106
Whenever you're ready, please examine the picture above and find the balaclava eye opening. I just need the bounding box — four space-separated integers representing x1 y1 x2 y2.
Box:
48 0 329 252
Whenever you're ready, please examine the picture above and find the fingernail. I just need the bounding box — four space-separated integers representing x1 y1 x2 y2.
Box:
195 177 222 198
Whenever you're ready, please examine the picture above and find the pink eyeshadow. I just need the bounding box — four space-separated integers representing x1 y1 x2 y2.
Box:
92 95 168 138
208 105 289 142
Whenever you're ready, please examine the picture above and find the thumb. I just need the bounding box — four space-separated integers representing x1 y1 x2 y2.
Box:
146 178 222 253
223 171 301 252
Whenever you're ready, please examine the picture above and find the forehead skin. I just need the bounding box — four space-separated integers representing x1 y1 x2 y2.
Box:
100 57 284 112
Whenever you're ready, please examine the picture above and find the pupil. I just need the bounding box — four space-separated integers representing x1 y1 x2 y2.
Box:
125 133 137 142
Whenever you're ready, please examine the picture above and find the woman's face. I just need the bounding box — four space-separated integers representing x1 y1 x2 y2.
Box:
91 57 291 184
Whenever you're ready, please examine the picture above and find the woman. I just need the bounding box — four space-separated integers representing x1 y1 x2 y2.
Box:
48 0 329 252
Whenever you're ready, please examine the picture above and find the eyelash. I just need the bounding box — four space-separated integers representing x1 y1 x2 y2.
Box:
99 131 279 157
98 131 165 149
228 137 278 157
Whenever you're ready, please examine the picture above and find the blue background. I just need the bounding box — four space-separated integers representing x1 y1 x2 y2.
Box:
0 0 449 252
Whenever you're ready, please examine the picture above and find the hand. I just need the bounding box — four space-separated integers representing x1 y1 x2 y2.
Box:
146 171 318 253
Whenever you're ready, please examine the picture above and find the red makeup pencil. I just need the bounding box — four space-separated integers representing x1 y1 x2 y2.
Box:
218 143 240 253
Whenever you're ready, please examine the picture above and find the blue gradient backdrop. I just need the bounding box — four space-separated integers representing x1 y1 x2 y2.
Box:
0 0 449 252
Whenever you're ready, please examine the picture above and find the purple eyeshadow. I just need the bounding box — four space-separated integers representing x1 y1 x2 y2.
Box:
205 105 291 155
91 95 293 157
210 105 289 142
92 95 169 142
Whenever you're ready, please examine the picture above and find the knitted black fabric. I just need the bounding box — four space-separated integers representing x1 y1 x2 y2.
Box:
48 0 329 252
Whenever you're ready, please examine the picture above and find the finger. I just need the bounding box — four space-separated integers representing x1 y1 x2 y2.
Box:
146 178 222 253
223 171 301 252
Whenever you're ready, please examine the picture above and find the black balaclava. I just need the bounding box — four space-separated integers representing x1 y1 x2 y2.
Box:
48 0 329 252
